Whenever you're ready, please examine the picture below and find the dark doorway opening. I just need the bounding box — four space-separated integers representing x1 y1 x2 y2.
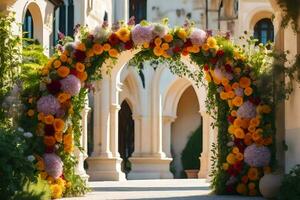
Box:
118 100 135 176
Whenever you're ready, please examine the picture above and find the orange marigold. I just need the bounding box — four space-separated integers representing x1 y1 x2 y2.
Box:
248 167 259 181
239 77 251 88
75 62 85 72
44 114 55 125
44 136 56 146
27 109 35 117
220 91 228 100
154 37 162 46
250 117 260 127
76 43 86 51
103 43 111 51
60 54 68 62
234 127 245 139
38 112 45 121
55 131 63 143
57 66 70 78
108 48 119 58
53 118 65 132
244 87 253 96
232 96 243 107
53 60 62 68
161 43 169 50
143 42 149 48
226 153 237 165
248 182 256 190
153 46 164 56
92 43 104 55
163 34 173 42
236 183 247 195
77 71 88 82
236 152 244 161
232 82 239 90
36 160 45 171
57 92 71 103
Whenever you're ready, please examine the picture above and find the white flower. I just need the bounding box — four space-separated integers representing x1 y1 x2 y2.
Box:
27 155 35 162
17 127 24 132
23 132 33 138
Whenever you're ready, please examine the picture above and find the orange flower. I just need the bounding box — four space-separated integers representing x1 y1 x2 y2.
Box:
226 153 237 165
53 60 62 68
241 175 249 184
221 78 229 86
263 166 272 174
248 167 259 181
220 92 228 100
108 48 119 57
103 43 111 51
263 136 273 145
86 49 94 57
53 118 65 132
234 127 245 139
232 96 243 107
244 87 253 96
228 125 236 134
154 37 162 46
162 52 171 58
143 42 149 48
222 163 229 170
241 119 250 129
55 131 63 143
75 62 85 72
44 136 56 146
181 48 189 56
248 125 256 133
231 110 237 117
232 82 239 90
64 133 73 145
64 144 74 153
244 133 253 146
77 71 88 82
57 66 70 78
153 46 164 56
60 54 68 62
233 117 243 127
40 171 48 180
236 183 247 195
251 132 261 141
163 34 173 42
236 152 244 161
161 43 169 50
224 84 232 92
250 117 260 127
262 105 271 113
38 112 45 121
248 182 256 190
239 77 251 88
58 92 71 103
115 27 131 42
92 43 104 55
44 114 55 125
76 43 86 51
36 160 45 171
232 147 239 154
27 109 35 117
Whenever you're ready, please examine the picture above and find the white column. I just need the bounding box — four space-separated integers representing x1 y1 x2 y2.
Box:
162 115 176 158
75 94 90 181
198 112 210 178
132 114 142 156
110 104 121 157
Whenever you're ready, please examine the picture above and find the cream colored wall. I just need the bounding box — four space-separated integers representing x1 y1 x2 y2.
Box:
171 86 201 178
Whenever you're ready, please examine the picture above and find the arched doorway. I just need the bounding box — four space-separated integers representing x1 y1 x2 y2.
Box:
170 86 202 178
254 18 274 44
118 100 135 176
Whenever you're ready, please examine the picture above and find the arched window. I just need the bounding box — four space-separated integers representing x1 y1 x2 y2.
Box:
254 18 274 44
23 10 34 39
129 0 147 23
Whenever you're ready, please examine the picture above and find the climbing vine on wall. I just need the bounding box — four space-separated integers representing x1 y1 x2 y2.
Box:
276 0 300 32
18 16 300 198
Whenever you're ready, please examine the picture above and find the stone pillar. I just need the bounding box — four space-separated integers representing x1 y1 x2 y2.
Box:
162 115 176 158
198 112 210 178
75 94 90 181
132 114 142 157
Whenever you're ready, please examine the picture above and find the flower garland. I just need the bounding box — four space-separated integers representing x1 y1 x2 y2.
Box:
24 18 275 198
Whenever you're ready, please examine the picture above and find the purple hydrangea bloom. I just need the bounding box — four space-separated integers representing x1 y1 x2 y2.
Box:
60 75 81 96
43 153 63 179
131 24 154 45
190 28 207 45
235 87 244 97
244 144 271 167
237 101 257 119
37 95 60 115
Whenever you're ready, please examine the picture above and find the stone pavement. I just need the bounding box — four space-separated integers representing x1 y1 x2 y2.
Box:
64 179 265 200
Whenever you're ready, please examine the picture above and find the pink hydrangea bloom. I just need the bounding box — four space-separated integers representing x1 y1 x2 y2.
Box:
37 95 60 115
60 75 81 96
43 153 63 179
131 24 154 45
190 28 207 46
244 144 271 167
237 101 256 119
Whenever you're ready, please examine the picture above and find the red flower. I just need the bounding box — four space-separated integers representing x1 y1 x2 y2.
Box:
227 166 238 176
183 39 192 48
149 41 155 49
47 80 61 95
233 161 243 172
109 33 120 46
216 50 224 57
173 46 181 53
210 57 218 65
44 124 55 136
234 138 246 153
227 115 235 124
70 69 78 76
226 185 234 193
249 96 261 105
204 64 209 71
45 145 55 153
125 40 134 50
73 49 86 62
225 64 233 73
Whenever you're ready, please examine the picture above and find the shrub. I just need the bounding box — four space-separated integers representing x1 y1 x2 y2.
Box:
181 125 202 170
279 164 300 200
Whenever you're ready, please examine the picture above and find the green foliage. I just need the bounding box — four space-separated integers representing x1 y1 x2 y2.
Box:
181 126 202 170
279 165 300 200
276 0 300 32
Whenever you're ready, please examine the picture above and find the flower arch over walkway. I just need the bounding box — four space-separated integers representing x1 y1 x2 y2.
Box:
24 19 275 198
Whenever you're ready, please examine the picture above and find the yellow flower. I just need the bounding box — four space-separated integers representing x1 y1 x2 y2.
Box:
207 37 217 49
226 153 237 165
27 109 35 117
228 125 236 134
75 62 85 72
163 34 173 42
40 171 48 180
116 27 131 43
56 177 66 187
50 184 63 199
92 43 104 55
205 73 212 82
177 28 187 40
108 48 119 58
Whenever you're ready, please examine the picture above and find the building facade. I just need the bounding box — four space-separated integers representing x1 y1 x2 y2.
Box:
1 0 299 181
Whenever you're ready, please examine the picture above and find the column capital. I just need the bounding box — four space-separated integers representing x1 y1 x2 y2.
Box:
110 104 121 111
163 115 177 123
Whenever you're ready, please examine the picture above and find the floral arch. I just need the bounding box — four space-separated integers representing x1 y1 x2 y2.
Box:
23 19 275 198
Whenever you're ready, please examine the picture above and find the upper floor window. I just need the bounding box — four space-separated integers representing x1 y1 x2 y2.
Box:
23 10 34 39
129 0 147 23
254 18 274 44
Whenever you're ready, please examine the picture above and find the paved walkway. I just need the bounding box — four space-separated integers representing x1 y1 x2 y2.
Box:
65 179 264 200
